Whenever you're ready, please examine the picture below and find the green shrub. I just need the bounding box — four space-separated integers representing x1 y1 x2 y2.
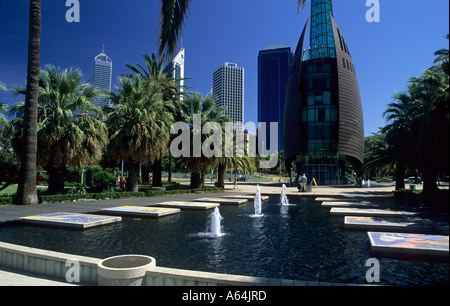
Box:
0 197 13 205
92 171 116 192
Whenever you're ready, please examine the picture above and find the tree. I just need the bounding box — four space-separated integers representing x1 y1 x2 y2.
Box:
0 86 20 192
214 132 257 188
383 92 415 190
121 53 185 187
14 0 41 204
180 93 229 188
0 82 10 136
408 68 448 198
381 34 449 197
361 131 396 181
11 65 108 194
157 0 308 58
107 77 176 191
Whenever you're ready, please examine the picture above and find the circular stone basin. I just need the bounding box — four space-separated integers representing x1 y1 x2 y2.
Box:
97 254 156 286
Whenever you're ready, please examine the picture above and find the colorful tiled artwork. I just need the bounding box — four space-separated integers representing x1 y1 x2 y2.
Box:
330 207 403 217
194 198 248 205
102 206 180 217
155 201 219 210
345 216 435 232
315 197 349 202
321 201 374 208
21 212 121 229
223 195 269 201
368 232 449 251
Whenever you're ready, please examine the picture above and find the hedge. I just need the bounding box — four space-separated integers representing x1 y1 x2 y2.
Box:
0 197 13 205
39 191 146 203
0 186 224 205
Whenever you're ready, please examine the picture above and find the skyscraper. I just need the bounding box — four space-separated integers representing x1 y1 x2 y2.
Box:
258 45 292 152
283 0 364 185
212 62 244 130
164 48 185 96
92 47 112 108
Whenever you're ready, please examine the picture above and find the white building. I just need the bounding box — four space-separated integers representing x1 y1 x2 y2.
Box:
92 47 112 108
212 62 244 130
164 48 185 98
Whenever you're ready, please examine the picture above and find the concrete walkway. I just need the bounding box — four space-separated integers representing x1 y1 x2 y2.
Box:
0 266 82 286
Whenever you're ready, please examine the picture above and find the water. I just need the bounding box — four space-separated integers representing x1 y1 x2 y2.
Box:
0 197 448 285
281 184 289 206
251 185 263 217
196 207 225 238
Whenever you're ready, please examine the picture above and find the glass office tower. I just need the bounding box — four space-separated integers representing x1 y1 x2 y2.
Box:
213 62 244 131
93 47 112 108
283 0 364 185
258 46 292 152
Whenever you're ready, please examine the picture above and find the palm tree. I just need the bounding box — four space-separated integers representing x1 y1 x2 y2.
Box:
158 0 308 58
408 68 449 198
180 93 230 188
12 65 108 194
14 0 41 204
0 83 10 136
361 131 396 181
214 131 257 188
122 53 186 187
107 77 177 191
382 34 449 196
215 155 257 188
383 91 417 190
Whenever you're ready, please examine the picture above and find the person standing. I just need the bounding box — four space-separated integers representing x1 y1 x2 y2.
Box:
300 174 308 192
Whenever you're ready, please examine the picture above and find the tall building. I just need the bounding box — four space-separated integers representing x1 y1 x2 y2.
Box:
164 48 185 96
258 45 293 152
283 0 364 185
212 62 244 130
92 46 112 108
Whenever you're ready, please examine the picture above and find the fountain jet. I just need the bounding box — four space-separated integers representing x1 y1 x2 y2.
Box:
252 185 263 217
281 184 289 206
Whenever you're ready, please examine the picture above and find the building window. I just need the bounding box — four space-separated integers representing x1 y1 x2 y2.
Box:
323 91 331 105
337 28 344 51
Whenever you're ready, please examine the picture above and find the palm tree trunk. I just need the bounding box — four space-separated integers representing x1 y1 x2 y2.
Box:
15 0 41 205
395 163 405 190
215 162 225 188
127 161 140 192
152 159 162 187
422 168 439 202
47 166 67 195
201 170 206 187
190 172 201 189
141 164 151 185
168 154 173 183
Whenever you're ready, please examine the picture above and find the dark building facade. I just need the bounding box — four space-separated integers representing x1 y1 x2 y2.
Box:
283 0 364 185
258 46 293 152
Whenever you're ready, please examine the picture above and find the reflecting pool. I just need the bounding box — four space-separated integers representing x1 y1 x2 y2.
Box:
0 197 447 285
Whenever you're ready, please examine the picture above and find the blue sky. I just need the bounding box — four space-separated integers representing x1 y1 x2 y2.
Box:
0 0 448 137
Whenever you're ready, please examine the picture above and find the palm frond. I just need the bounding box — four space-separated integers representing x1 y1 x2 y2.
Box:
158 0 191 58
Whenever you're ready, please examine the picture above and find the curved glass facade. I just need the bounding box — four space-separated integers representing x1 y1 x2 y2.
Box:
283 0 364 185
